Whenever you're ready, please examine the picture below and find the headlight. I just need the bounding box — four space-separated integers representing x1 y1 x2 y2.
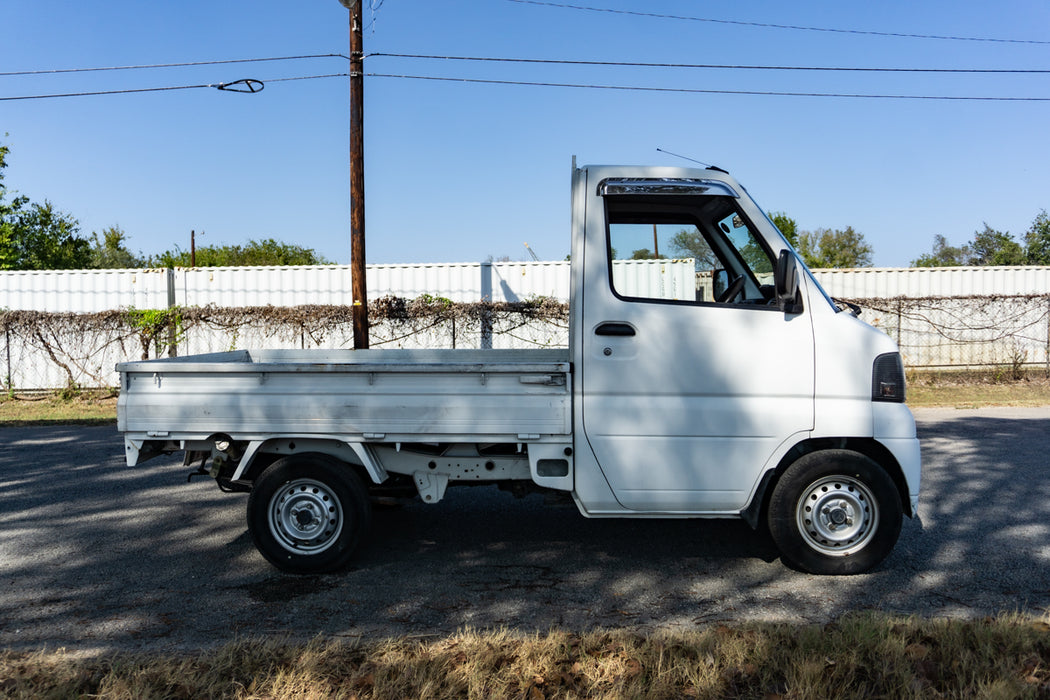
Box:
872 352 906 403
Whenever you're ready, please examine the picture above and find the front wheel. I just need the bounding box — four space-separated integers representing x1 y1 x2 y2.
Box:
247 454 371 574
767 450 902 575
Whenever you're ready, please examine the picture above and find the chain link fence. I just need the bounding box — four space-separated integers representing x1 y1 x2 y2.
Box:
4 293 1048 393
847 295 1050 374
1 299 570 393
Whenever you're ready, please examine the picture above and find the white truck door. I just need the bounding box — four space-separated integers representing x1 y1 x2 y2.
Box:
580 174 814 512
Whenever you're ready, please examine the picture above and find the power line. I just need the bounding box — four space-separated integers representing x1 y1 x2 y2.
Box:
365 72 1050 101
3 70 1046 103
506 0 1050 45
371 52 1050 75
0 75 345 102
0 54 348 78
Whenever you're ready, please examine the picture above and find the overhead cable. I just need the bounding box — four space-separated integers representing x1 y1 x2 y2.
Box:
0 54 348 78
365 72 1050 101
0 74 346 101
506 0 1050 45
3 71 1047 102
370 52 1050 74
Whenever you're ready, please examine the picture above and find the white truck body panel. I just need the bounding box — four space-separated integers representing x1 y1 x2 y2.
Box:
119 348 571 442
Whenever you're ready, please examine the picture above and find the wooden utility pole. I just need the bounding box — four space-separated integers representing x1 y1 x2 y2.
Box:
340 0 369 349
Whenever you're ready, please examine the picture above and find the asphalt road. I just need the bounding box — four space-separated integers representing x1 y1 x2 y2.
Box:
1 407 1048 654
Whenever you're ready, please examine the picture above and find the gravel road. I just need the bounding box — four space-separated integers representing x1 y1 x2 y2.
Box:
1 407 1048 654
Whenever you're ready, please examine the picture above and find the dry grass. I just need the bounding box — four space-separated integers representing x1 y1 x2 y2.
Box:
3 614 1050 699
0 392 117 426
907 370 1050 408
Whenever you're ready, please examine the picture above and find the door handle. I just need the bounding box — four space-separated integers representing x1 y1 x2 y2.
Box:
595 322 636 337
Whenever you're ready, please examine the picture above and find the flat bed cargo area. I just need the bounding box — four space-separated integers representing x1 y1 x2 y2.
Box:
117 348 571 442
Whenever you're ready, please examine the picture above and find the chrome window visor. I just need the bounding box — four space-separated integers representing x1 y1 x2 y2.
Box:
598 178 739 198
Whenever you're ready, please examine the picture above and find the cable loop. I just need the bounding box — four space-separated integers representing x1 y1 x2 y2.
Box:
217 79 264 93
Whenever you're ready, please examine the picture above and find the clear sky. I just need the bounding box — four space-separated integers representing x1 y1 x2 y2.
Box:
2 1 1048 267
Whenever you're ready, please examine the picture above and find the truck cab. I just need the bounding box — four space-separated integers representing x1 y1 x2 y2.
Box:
567 165 919 574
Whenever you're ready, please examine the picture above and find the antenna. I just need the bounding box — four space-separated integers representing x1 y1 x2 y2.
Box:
656 148 713 168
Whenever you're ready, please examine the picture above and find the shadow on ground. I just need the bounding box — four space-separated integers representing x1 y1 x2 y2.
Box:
1 409 1047 653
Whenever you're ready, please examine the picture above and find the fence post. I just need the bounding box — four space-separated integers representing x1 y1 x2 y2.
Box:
1046 296 1050 377
480 263 493 349
166 268 177 357
4 326 11 395
896 298 903 347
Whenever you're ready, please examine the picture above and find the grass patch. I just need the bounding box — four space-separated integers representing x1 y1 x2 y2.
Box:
2 614 1050 698
0 391 117 426
907 370 1050 408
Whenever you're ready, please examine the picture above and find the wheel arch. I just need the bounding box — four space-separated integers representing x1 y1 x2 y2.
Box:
741 437 912 529
233 438 386 487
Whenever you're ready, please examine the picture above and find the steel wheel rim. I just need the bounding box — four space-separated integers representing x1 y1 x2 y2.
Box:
796 475 879 556
269 478 343 554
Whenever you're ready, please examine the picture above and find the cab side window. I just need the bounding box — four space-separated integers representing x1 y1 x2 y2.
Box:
606 196 775 306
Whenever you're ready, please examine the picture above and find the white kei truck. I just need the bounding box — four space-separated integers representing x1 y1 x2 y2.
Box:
117 164 921 576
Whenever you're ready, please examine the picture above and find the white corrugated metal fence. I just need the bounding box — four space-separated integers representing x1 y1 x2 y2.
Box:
4 263 1050 389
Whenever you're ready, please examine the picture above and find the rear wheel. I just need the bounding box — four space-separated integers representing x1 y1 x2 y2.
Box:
247 454 371 574
767 450 901 575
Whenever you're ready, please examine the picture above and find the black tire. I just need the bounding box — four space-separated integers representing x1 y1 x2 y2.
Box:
246 454 371 574
767 449 902 575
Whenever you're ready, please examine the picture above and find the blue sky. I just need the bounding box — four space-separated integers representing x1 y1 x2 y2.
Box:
2 1 1048 267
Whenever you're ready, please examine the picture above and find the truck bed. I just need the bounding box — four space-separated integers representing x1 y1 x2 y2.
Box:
117 348 572 443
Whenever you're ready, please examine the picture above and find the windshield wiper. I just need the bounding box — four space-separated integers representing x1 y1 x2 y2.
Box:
833 298 862 316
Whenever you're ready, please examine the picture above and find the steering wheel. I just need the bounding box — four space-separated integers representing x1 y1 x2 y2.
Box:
717 275 746 304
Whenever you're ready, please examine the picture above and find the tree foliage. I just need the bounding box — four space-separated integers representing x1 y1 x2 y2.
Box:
88 226 146 269
668 228 716 268
769 211 800 248
149 238 331 268
1024 210 1050 265
0 142 24 270
1 139 332 270
2 199 89 270
912 234 970 267
970 224 1025 266
913 212 1050 267
1 140 100 270
629 248 665 260
797 226 874 268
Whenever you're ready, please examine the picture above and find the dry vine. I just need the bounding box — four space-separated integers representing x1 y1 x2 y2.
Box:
843 294 1050 370
1 296 570 391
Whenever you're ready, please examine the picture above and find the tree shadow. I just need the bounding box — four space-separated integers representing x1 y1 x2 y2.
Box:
1 411 1047 653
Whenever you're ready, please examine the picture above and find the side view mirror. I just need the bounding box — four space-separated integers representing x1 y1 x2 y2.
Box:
774 250 803 314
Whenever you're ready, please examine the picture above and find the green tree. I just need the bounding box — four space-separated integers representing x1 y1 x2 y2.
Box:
7 201 90 270
150 238 332 267
797 226 874 268
668 228 717 268
769 211 800 248
970 224 1025 266
1024 210 1050 265
630 248 664 260
0 141 29 270
912 234 970 267
913 216 1048 268
0 140 92 270
88 225 145 268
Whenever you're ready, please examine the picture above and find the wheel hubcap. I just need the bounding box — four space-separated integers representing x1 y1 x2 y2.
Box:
796 476 878 556
269 478 343 554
